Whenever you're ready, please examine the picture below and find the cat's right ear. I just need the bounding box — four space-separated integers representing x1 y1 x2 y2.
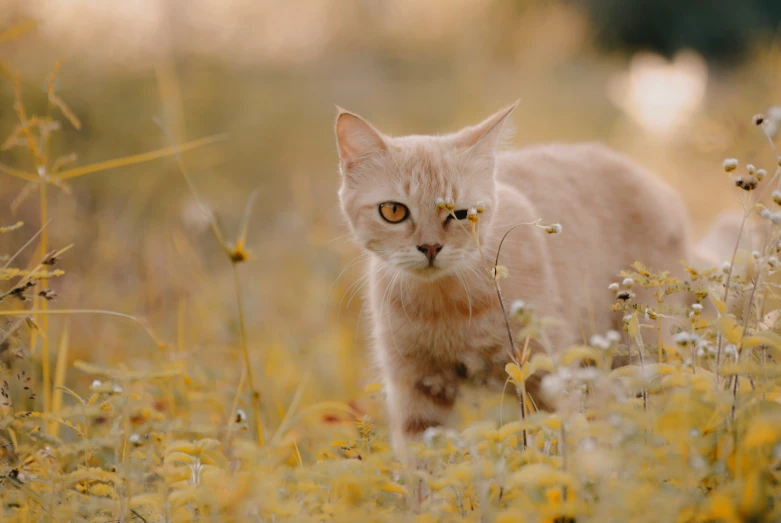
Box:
335 108 387 172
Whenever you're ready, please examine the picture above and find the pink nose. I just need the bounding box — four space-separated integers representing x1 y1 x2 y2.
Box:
417 243 443 263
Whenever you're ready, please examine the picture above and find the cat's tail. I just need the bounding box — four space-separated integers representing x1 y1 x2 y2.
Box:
690 210 756 271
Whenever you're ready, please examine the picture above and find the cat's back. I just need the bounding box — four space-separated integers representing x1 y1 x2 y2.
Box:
496 142 686 231
494 142 690 280
497 142 678 206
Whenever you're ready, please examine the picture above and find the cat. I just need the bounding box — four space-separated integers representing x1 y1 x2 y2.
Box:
334 102 725 452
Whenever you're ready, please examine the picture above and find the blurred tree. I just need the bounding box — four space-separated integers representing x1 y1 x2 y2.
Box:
577 0 781 64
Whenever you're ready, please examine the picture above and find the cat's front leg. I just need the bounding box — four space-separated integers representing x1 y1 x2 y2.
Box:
383 366 459 455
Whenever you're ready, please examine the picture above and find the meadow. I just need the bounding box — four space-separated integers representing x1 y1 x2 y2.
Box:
2 4 781 521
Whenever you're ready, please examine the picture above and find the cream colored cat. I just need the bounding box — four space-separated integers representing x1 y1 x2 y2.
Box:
335 103 706 451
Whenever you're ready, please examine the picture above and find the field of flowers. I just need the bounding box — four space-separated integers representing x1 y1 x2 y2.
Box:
2 8 781 522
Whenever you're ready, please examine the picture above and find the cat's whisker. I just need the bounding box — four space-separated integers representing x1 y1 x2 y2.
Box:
381 269 405 356
399 274 415 326
454 268 473 327
354 266 391 339
328 252 371 300
347 272 374 308
337 270 373 325
325 233 353 244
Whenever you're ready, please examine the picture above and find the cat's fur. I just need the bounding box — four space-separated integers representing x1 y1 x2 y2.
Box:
335 103 716 451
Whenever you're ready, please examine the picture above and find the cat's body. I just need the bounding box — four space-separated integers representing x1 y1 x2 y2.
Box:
335 104 698 451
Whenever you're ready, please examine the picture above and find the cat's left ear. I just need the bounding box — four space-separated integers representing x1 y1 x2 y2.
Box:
451 100 519 156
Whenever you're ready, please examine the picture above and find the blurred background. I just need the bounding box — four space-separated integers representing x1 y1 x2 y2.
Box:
1 0 781 433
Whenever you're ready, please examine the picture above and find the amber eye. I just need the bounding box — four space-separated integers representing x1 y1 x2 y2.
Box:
379 202 409 223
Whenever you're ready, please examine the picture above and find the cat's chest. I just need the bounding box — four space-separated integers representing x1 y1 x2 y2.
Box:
388 297 506 358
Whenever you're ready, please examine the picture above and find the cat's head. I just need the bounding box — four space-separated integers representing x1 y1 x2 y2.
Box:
335 103 516 279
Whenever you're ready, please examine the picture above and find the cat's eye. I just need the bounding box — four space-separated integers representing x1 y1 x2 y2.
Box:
446 209 469 222
379 202 409 223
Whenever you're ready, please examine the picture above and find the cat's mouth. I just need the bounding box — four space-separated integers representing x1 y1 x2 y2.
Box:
408 263 448 279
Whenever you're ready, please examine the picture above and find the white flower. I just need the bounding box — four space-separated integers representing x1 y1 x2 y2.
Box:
752 250 761 259
590 334 610 350
475 201 485 214
774 191 781 206
769 257 780 269
112 385 123 394
509 300 526 316
761 208 772 219
721 261 731 274
757 168 767 180
544 223 562 235
747 163 756 174
436 197 446 209
422 426 444 447
723 158 738 172
691 303 703 312
772 212 781 225
236 409 247 423
541 373 565 398
129 433 142 446
606 330 622 343
622 278 634 287
673 331 699 346
91 380 103 390
608 282 619 292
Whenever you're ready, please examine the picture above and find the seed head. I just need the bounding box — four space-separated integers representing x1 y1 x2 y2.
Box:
467 207 479 223
757 168 767 181
475 201 485 214
622 277 634 288
608 282 619 292
606 330 622 343
436 197 447 209
91 379 103 390
761 208 772 219
444 197 455 211
129 433 142 446
747 164 756 174
644 308 658 320
721 261 731 274
734 175 758 191
544 223 562 235
673 331 699 346
772 212 781 225
723 158 738 172
691 303 703 314
236 409 247 423
773 192 781 207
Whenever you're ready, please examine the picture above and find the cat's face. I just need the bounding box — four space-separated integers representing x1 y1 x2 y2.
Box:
335 104 515 279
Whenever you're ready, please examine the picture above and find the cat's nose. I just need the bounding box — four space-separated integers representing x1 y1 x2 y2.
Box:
417 243 443 263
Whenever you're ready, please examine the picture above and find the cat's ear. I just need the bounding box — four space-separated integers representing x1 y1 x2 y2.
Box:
452 101 518 156
335 108 388 171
